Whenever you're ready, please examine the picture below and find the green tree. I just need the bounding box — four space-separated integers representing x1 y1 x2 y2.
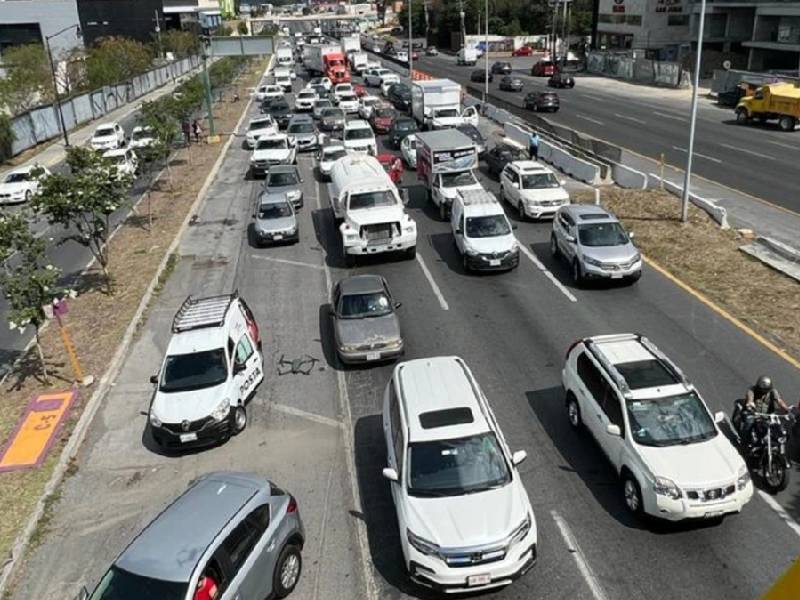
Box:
0 44 54 113
160 30 201 58
396 1 428 37
237 21 249 35
0 114 15 163
0 213 63 382
32 147 133 293
85 36 154 89
138 99 179 189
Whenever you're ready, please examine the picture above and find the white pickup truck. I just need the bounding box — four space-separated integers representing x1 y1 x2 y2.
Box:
329 155 417 266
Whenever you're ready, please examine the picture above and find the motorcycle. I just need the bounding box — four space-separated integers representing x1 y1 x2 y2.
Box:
731 401 794 494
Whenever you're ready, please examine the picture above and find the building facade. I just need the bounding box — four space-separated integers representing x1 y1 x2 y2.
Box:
0 0 82 57
76 0 164 47
597 0 691 59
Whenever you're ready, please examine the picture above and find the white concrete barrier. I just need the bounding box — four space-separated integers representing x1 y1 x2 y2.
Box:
660 179 729 229
612 163 648 189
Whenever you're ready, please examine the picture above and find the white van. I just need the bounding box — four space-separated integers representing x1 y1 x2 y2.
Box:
148 293 264 449
451 188 520 272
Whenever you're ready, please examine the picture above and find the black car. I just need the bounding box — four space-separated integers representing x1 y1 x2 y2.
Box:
491 61 512 75
524 91 560 112
388 117 418 148
456 124 486 155
499 76 523 91
484 143 528 178
265 98 293 128
387 83 412 112
470 69 493 83
548 73 575 89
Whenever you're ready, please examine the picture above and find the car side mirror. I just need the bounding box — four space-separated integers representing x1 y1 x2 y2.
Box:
511 450 527 465
401 189 409 205
75 587 89 600
714 411 726 424
628 231 635 240
455 227 463 235
149 374 158 384
382 467 399 482
233 361 247 374
512 182 519 189
512 224 518 230
394 301 402 309
606 423 621 437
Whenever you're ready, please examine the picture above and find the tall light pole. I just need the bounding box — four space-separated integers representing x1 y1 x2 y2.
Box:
484 0 489 102
681 0 706 223
44 24 81 148
458 0 466 49
408 0 413 79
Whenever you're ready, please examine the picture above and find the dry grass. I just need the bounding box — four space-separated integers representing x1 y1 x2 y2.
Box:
575 188 800 358
0 59 267 560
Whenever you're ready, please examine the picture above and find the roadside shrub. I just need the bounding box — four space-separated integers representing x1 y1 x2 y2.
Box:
0 114 15 163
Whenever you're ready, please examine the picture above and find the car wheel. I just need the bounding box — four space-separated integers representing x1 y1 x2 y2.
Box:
779 115 796 132
735 107 750 124
405 246 416 260
344 253 356 268
273 544 303 598
462 253 470 273
572 260 583 286
622 473 643 516
518 200 526 221
566 393 581 429
439 201 448 222
24 190 31 203
550 234 560 258
232 405 247 435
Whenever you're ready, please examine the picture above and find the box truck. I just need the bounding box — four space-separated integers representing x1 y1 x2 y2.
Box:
303 44 351 84
411 79 479 130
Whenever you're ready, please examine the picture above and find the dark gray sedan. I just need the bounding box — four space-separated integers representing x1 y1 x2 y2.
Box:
319 107 346 132
331 275 404 364
263 165 304 208
499 75 524 91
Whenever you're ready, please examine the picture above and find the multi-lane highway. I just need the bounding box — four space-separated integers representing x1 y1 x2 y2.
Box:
14 58 800 600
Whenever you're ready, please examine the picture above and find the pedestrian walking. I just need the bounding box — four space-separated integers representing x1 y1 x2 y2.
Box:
192 119 204 143
181 118 191 146
529 131 540 161
389 157 404 185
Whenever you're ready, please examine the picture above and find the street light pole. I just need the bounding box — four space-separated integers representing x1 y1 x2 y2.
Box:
408 0 413 79
681 0 706 223
44 24 81 148
484 0 489 103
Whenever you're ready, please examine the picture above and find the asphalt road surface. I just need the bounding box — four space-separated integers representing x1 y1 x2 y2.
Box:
13 64 800 600
412 53 800 215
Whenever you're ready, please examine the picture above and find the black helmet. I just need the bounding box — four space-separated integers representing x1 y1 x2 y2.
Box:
756 375 773 392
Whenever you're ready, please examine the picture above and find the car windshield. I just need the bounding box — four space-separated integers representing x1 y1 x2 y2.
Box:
95 127 115 137
267 171 298 186
340 94 357 102
522 172 560 189
256 138 287 150
258 202 293 219
404 138 417 150
336 86 352 93
323 148 347 161
434 108 458 118
90 566 187 600
627 391 718 447
160 348 227 392
408 432 511 497
249 120 272 131
395 120 415 131
311 86 327 95
345 128 373 140
338 291 392 318
4 172 31 183
322 109 344 119
132 130 151 140
349 190 396 210
578 222 629 247
440 171 478 188
466 215 511 238
288 122 314 133
271 103 289 112
298 92 315 99
375 108 395 119
458 126 481 140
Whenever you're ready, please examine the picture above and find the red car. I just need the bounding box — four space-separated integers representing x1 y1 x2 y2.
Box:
411 51 420 60
376 153 404 183
369 105 397 134
531 60 558 77
353 84 367 97
512 46 533 57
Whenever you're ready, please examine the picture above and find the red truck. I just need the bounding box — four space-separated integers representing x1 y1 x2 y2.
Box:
303 44 351 84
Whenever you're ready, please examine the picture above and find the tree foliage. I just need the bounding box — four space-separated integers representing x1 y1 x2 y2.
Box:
0 114 15 164
160 30 201 58
85 36 154 89
0 44 54 113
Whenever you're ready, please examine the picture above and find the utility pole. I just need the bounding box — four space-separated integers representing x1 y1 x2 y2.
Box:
560 0 569 69
458 0 466 49
154 9 163 59
484 0 489 103
200 44 216 137
681 0 706 222
408 0 413 79
550 0 559 60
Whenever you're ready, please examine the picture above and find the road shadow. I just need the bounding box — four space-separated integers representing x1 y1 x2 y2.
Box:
530 240 638 291
317 303 340 371
3 348 68 392
310 207 345 268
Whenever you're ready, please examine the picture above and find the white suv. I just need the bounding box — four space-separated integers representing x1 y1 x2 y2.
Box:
562 334 753 521
382 356 537 593
499 160 569 220
342 120 377 155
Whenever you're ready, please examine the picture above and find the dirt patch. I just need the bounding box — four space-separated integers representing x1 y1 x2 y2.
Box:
0 59 266 563
576 188 800 358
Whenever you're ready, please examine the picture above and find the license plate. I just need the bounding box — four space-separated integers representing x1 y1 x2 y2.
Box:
468 574 491 587
705 510 724 518
179 433 198 443
273 234 283 240
611 273 623 279
366 352 380 361
489 259 501 267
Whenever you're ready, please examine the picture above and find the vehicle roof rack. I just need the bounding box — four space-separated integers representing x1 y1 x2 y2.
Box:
458 188 498 206
172 292 238 333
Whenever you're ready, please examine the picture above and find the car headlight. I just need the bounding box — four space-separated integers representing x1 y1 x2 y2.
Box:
384 338 403 350
737 465 751 490
407 529 441 558
632 252 642 263
511 240 520 252
211 398 231 422
285 225 298 235
149 409 162 428
465 245 480 257
654 476 682 500
583 256 603 267
509 513 532 546
340 343 359 352
286 190 301 200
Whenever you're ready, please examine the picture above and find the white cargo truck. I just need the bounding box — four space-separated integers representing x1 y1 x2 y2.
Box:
411 79 479 130
302 43 342 75
349 51 369 74
456 46 478 66
329 155 417 265
276 45 294 67
341 35 361 55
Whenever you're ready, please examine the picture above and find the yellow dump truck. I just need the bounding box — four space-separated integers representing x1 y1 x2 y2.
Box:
735 82 800 131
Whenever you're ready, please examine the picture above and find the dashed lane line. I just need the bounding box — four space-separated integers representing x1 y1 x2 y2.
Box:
518 244 578 303
269 403 342 428
613 113 646 125
767 140 798 151
415 253 449 310
671 146 722 164
653 111 687 123
575 114 605 126
551 510 610 600
250 255 326 270
720 142 775 161
757 491 800 539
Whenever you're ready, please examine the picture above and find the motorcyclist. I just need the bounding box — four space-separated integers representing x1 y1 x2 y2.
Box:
736 375 790 447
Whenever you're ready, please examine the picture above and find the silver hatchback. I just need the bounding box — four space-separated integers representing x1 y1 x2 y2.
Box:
254 194 299 246
81 472 305 600
551 205 642 285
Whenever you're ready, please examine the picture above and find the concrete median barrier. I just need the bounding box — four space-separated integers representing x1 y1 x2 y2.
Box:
612 163 648 189
658 178 730 229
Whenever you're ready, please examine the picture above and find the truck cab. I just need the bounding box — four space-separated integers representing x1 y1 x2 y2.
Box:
736 82 799 131
456 46 478 66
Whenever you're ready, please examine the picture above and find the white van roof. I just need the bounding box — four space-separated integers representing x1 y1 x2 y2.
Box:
168 293 247 355
456 188 503 217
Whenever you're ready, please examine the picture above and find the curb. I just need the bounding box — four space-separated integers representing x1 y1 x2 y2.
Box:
0 61 263 597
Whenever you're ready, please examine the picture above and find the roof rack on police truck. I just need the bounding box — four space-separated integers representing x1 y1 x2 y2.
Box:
172 292 238 333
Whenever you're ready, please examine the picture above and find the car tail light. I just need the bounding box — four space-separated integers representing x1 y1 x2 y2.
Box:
287 495 298 513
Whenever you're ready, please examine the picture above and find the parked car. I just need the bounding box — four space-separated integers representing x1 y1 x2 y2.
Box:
499 75 524 92
129 126 155 149
79 473 305 600
102 148 139 179
425 45 439 56
0 164 51 205
524 91 560 112
512 45 533 57
551 205 642 284
331 274 404 364
317 141 349 179
531 59 557 77
319 107 347 132
254 193 299 245
369 105 397 134
400 134 417 169
90 122 125 151
548 73 575 88
388 116 418 148
387 83 412 112
484 143 528 178
499 160 569 220
263 164 304 209
382 356 537 593
470 69 493 83
491 61 513 75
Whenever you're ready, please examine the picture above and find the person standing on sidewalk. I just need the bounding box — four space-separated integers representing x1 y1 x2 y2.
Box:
192 119 204 143
529 131 540 161
181 118 191 146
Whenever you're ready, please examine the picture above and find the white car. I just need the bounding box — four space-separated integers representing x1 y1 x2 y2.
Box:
90 122 125 150
245 115 278 149
562 333 753 521
400 134 417 169
102 148 139 179
258 84 284 102
129 126 155 149
294 89 318 111
364 68 391 87
274 75 292 92
310 77 332 91
499 160 569 220
0 164 51 204
333 83 354 102
342 120 376 155
336 92 360 114
451 189 520 272
317 142 349 179
396 50 409 63
380 74 401 97
366 59 381 71
382 356 537 593
358 95 382 120
250 133 297 177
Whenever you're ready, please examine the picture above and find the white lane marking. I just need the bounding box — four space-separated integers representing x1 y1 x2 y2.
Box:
269 403 342 428
614 113 646 125
518 244 577 303
576 114 605 126
757 491 800 539
767 140 798 151
671 146 722 164
551 510 610 600
581 93 605 102
415 253 449 310
313 177 379 600
720 142 774 161
653 111 687 123
250 255 326 270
